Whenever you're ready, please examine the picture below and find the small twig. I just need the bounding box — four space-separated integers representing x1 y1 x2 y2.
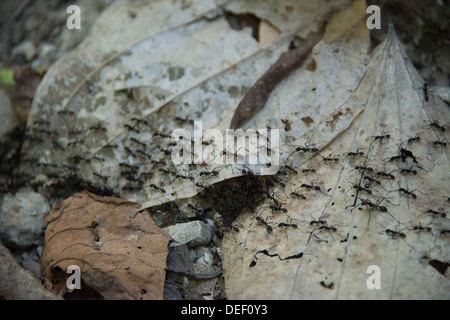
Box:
229 25 326 129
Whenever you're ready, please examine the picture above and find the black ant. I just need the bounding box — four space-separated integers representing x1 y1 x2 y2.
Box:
318 225 337 232
376 170 395 180
354 165 374 173
384 228 406 239
374 133 390 141
358 198 387 212
256 216 273 234
432 139 447 147
130 137 147 147
136 149 152 158
320 281 334 289
440 230 450 235
290 191 306 200
270 176 286 188
301 168 316 173
363 175 381 185
149 184 166 193
278 221 298 229
89 124 107 132
284 165 298 174
263 190 279 205
176 173 194 181
347 149 365 157
124 124 140 133
422 82 430 102
429 121 446 132
424 209 447 218
398 187 417 199
295 145 319 153
322 155 339 162
352 184 372 195
153 131 171 138
269 204 288 213
309 219 327 226
406 134 421 145
199 170 219 176
93 172 108 180
300 183 320 191
412 225 432 232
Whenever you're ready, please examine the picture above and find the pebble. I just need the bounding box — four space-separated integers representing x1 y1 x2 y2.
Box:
0 189 50 248
164 220 213 247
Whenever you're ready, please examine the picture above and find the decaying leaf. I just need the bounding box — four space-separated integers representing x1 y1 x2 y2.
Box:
222 25 450 299
17 0 352 208
41 190 170 300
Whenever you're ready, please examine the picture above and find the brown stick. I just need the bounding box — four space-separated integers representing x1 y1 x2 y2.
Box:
229 27 325 129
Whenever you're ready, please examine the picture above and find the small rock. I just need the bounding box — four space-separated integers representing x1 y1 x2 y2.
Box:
164 221 213 247
12 40 37 62
0 189 50 248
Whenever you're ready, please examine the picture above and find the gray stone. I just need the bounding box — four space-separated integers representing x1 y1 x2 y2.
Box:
0 189 50 248
164 221 213 247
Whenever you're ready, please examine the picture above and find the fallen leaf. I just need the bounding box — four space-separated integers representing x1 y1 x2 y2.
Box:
17 0 352 208
41 190 170 300
222 25 450 299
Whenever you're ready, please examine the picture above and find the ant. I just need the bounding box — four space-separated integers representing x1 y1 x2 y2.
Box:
309 219 327 226
373 133 390 141
176 173 194 181
153 131 171 138
440 230 450 235
399 164 423 176
321 155 339 163
432 139 447 147
424 208 447 218
429 121 446 132
199 170 219 176
278 221 298 229
263 190 280 205
93 172 108 181
124 124 140 133
270 176 286 188
284 165 298 174
301 168 316 173
363 175 381 185
294 145 319 153
318 225 337 232
136 149 152 158
406 134 421 145
256 216 273 234
269 204 288 213
398 187 417 199
376 170 395 180
130 137 147 147
357 198 387 212
290 191 306 200
352 184 372 195
347 149 365 157
384 228 406 239
300 182 321 191
412 225 432 232
354 165 374 173
422 82 430 102
320 281 334 290
149 184 166 193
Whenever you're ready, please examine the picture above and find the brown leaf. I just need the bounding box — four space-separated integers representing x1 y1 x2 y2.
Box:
41 190 170 300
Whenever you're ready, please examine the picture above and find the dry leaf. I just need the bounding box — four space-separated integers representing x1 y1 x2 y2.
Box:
222 25 450 299
18 0 352 208
41 190 170 300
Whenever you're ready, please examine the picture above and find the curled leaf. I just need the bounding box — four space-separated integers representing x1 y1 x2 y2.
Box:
41 190 170 300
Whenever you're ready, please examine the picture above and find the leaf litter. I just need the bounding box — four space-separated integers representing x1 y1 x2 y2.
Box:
14 0 449 299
